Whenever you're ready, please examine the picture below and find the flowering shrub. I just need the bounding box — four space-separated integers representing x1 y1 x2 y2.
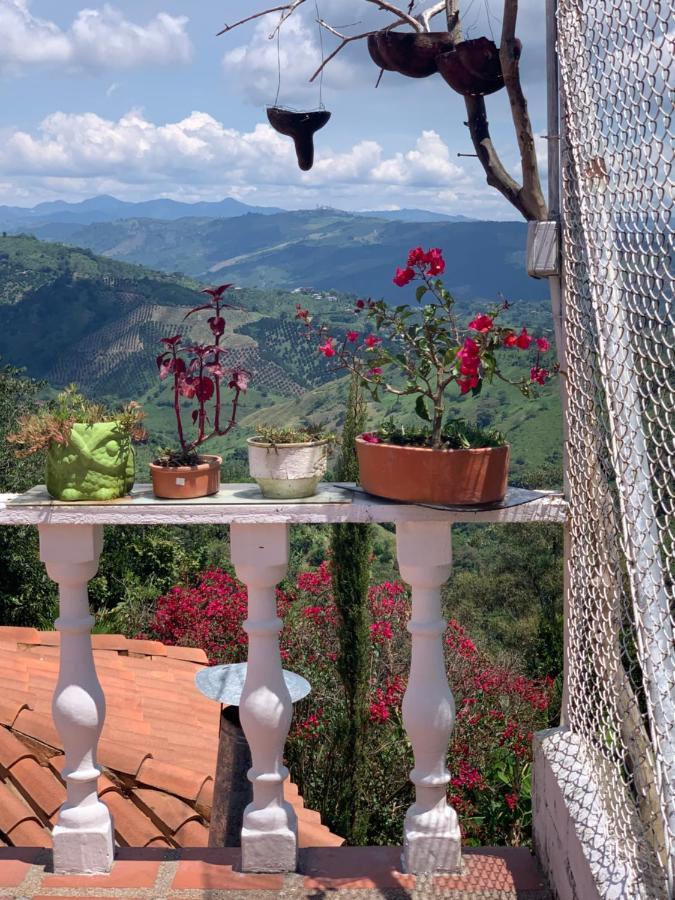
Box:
146 562 555 846
297 246 556 449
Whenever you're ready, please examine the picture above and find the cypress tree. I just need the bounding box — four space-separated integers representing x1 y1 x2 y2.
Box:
331 375 373 844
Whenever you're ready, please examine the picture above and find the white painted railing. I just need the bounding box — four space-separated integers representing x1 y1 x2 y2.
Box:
0 484 567 875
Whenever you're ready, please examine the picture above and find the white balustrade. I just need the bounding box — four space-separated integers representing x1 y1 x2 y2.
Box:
230 523 298 873
0 486 567 877
397 521 460 874
38 524 114 875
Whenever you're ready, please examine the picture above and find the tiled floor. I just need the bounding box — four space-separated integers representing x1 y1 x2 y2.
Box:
0 846 552 898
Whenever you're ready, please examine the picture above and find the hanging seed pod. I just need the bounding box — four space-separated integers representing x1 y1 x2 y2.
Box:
437 37 515 96
267 108 332 171
371 30 454 79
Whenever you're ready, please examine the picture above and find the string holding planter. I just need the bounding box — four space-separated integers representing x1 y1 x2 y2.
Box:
368 30 455 79
266 107 331 172
437 37 519 97
265 0 331 172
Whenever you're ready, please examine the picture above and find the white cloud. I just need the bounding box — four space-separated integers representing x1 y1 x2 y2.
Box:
0 108 514 217
0 1 192 72
222 12 362 105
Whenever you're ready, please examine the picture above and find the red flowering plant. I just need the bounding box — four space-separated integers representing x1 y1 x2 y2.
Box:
297 247 555 450
155 284 250 466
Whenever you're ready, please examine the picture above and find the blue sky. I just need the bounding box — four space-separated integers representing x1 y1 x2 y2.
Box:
0 0 548 218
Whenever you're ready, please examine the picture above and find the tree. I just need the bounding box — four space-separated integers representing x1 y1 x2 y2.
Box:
219 0 547 222
330 375 374 843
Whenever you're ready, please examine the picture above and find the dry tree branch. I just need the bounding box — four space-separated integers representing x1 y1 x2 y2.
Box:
364 0 424 31
310 21 382 83
419 1 450 31
499 0 547 219
217 5 295 35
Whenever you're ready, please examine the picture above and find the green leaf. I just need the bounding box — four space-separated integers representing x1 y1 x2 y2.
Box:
471 379 484 398
415 285 428 303
415 396 431 422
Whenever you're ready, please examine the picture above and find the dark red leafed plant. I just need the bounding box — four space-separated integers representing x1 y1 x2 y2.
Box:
156 284 250 466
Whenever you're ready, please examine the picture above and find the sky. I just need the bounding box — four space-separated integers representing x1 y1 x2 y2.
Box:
0 0 549 218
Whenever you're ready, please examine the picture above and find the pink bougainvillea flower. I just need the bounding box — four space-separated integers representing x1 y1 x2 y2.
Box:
355 299 366 310
393 266 415 287
364 334 382 349
425 247 446 276
516 328 533 350
505 792 519 811
361 432 381 444
228 369 250 391
458 375 480 394
295 306 310 321
319 339 336 358
530 366 549 385
536 337 550 352
346 330 360 343
161 334 182 347
503 332 518 348
468 314 494 333
369 367 383 376
407 246 427 267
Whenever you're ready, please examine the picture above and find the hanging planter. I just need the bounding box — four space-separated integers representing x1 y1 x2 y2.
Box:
436 37 514 96
267 107 331 172
369 30 454 79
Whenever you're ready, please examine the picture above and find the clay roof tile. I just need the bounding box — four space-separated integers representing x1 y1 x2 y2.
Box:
12 710 61 750
102 790 171 848
124 639 168 657
97 740 152 778
133 788 203 835
136 759 213 803
0 697 31 729
0 780 42 835
0 727 37 770
173 818 211 847
6 818 51 847
7 757 66 818
165 646 209 664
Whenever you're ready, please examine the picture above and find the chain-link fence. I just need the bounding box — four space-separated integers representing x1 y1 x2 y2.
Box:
556 1 674 896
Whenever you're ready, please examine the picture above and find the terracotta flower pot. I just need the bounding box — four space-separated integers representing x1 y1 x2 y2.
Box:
150 455 221 500
371 30 454 78
437 37 510 96
248 438 329 499
266 107 331 172
355 437 509 506
367 33 396 71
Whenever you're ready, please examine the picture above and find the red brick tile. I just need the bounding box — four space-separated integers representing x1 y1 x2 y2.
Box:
42 858 161 888
301 846 414 890
173 850 284 890
35 896 145 900
434 848 548 892
0 856 32 887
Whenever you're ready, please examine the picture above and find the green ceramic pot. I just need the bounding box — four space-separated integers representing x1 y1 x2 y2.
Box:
46 422 135 502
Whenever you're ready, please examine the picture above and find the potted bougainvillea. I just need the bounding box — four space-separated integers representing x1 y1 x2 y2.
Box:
297 246 555 506
8 385 145 501
247 424 335 499
151 284 250 500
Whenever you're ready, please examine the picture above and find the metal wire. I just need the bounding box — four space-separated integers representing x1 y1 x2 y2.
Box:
557 0 674 895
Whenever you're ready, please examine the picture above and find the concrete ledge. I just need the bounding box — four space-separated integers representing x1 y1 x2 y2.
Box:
533 727 666 900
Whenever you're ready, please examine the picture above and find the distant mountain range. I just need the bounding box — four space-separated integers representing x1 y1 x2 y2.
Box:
18 208 538 303
0 195 474 229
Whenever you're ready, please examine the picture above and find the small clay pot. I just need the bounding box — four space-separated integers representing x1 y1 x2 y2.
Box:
150 454 221 500
355 438 509 506
437 37 509 96
266 107 331 172
371 30 454 78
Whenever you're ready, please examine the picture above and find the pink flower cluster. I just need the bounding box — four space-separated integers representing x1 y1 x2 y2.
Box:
394 246 446 286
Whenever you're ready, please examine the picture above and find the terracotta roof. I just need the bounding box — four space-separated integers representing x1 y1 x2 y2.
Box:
0 627 343 851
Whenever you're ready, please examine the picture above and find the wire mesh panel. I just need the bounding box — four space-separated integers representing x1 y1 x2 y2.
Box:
556 0 674 896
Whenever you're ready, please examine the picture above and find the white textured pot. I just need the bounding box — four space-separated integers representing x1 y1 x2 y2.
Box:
247 438 329 499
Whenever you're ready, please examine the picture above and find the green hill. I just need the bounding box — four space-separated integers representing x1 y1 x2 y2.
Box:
28 210 540 303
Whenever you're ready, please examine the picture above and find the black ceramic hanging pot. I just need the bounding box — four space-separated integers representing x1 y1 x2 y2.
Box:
266 107 332 172
437 37 517 96
370 30 454 78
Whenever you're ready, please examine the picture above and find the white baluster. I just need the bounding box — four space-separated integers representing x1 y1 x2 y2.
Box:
397 521 461 874
39 524 114 875
230 523 297 873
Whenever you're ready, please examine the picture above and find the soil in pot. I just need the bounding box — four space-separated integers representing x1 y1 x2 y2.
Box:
248 438 329 500
46 422 135 502
150 455 222 500
266 108 331 171
356 437 509 506
437 37 511 96
371 30 454 78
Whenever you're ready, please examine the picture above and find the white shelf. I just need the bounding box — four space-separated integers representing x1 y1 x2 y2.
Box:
0 483 568 527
